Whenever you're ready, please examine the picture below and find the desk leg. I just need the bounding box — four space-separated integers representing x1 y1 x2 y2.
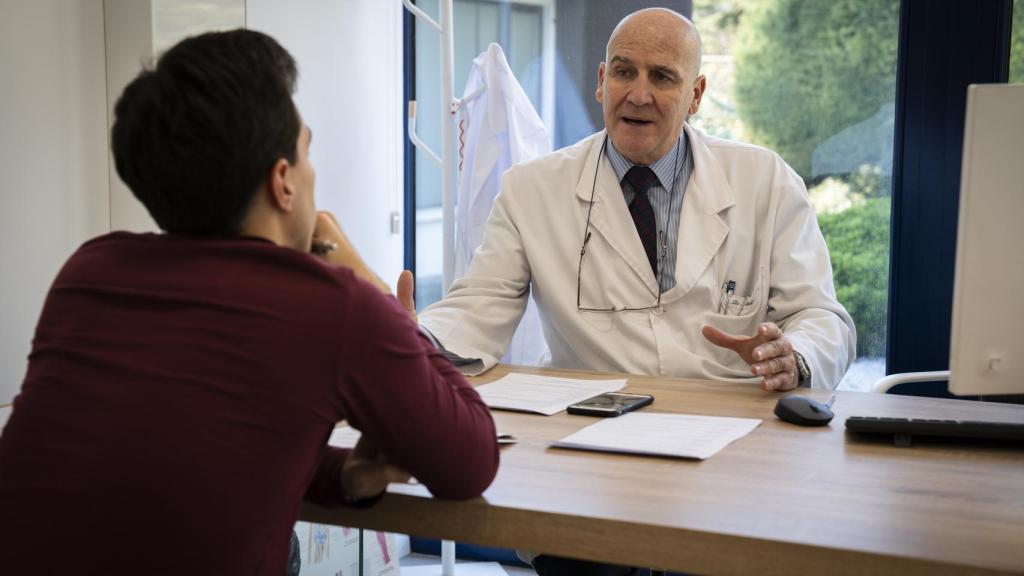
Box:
442 540 456 575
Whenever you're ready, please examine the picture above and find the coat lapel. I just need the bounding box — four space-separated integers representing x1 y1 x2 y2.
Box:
574 132 659 296
665 124 736 301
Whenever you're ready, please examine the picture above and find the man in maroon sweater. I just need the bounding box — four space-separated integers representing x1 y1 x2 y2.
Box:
0 30 499 575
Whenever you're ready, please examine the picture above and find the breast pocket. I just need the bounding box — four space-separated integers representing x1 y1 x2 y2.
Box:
714 267 763 317
702 270 765 369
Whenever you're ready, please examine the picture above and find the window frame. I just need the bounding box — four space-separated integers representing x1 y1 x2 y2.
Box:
887 0 1014 379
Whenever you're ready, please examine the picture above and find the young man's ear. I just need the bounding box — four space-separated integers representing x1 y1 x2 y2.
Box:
268 158 296 212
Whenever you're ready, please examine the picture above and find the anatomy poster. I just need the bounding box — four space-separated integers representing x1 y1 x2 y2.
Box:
295 522 400 576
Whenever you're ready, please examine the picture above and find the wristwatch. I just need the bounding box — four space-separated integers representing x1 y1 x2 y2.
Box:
794 351 812 387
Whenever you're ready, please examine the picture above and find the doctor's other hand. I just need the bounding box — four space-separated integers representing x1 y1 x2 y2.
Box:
396 270 417 323
341 437 412 501
701 322 798 392
312 211 391 295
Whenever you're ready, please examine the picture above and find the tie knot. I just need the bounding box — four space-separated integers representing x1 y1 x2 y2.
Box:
624 166 658 196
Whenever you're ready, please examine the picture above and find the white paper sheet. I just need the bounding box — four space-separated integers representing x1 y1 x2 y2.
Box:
327 425 362 449
552 412 761 460
475 372 627 415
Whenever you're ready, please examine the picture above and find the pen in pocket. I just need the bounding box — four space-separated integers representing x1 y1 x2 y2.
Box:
719 280 736 314
737 295 754 316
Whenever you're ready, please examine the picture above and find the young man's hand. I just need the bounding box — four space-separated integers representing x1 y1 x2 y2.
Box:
341 437 412 501
312 211 391 294
396 270 416 322
313 212 418 322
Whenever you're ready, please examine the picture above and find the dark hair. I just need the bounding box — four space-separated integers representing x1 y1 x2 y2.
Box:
111 29 300 235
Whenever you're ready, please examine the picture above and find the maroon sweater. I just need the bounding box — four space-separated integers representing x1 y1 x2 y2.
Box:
0 232 498 575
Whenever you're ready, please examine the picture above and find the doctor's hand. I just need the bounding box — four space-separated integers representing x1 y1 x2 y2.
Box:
341 437 412 502
702 322 799 392
396 270 417 323
312 211 391 295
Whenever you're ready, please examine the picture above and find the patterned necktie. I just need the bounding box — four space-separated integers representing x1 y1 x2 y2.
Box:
624 166 659 276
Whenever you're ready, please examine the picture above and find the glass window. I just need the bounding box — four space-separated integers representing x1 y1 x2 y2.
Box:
1012 0 1023 83
413 0 547 307
707 0 898 391
412 0 899 390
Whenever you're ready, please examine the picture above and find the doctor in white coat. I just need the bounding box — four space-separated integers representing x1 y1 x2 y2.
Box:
419 8 855 393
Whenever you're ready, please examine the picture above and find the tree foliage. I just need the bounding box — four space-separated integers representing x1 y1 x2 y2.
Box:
817 197 890 357
731 0 898 360
1012 5 1024 83
733 0 900 179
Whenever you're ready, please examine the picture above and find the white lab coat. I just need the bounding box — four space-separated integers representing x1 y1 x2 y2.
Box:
455 43 551 366
421 124 856 389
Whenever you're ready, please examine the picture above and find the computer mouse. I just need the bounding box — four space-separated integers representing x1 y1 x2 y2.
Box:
774 395 834 426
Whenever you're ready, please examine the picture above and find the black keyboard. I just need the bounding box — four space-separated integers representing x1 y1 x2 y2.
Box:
845 416 1024 446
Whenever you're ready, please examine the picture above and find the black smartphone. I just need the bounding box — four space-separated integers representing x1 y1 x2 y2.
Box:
566 392 654 417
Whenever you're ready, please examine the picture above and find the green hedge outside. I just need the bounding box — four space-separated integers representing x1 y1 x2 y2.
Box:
816 197 890 357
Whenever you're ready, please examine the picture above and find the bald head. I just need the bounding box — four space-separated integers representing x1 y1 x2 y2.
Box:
596 8 707 164
607 8 702 80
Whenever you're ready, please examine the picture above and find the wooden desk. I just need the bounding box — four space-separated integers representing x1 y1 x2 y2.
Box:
302 365 1024 575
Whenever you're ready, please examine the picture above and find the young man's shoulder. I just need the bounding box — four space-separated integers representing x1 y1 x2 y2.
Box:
65 231 371 303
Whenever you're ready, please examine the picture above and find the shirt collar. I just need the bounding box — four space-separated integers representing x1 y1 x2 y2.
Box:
605 133 688 189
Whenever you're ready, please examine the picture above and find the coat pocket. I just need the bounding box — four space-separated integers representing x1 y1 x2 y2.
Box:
703 270 765 369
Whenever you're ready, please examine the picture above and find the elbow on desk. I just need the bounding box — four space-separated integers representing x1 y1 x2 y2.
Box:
420 436 500 501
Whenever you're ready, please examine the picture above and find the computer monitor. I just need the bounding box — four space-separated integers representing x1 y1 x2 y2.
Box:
948 84 1024 396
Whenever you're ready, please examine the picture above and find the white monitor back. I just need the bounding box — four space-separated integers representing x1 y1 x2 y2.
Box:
949 84 1024 396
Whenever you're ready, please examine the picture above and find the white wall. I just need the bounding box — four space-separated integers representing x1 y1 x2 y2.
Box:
0 0 110 405
247 0 406 287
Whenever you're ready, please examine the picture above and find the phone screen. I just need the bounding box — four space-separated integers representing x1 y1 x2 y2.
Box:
567 392 654 417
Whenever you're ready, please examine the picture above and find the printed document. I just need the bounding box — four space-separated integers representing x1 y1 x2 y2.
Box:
552 412 761 460
475 372 627 416
328 425 361 449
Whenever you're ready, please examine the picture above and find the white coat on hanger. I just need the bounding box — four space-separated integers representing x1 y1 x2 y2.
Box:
455 43 552 366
